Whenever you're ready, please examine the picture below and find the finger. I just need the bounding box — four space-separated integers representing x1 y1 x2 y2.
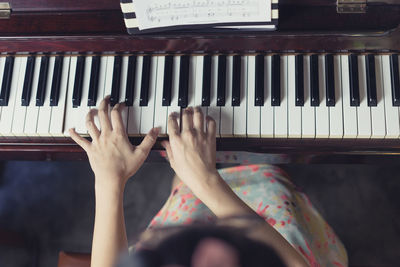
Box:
167 112 180 138
193 106 204 133
69 128 91 151
161 140 174 163
86 109 100 140
111 103 126 134
206 115 217 140
98 96 112 132
136 127 160 155
182 107 194 132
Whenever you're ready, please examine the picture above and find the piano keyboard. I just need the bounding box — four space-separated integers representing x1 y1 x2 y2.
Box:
0 53 400 139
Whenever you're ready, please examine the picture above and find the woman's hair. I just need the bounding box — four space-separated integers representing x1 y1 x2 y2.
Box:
117 225 285 267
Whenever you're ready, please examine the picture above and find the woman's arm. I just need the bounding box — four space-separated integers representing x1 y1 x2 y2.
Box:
91 178 127 267
162 107 309 267
70 96 159 267
193 172 309 267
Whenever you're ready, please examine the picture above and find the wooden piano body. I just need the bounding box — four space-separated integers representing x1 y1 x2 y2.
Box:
0 0 400 161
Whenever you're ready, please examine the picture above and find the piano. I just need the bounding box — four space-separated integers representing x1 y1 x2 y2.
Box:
0 0 400 161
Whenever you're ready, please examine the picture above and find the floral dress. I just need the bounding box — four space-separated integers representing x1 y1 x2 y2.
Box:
148 164 348 267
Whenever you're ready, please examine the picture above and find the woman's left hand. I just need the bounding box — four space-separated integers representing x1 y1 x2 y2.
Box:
69 96 159 188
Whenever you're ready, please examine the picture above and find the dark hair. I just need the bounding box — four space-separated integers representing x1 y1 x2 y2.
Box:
117 225 285 267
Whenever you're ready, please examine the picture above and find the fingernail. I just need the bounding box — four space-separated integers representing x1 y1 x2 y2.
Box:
152 127 160 135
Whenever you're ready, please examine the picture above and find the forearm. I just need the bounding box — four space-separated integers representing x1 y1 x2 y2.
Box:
194 173 309 267
91 178 128 267
193 172 255 218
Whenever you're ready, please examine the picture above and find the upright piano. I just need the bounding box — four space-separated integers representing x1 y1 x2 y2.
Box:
0 0 400 161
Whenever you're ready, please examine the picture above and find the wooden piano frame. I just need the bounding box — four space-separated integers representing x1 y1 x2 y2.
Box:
0 0 400 161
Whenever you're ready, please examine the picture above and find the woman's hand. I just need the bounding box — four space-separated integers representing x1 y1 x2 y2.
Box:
69 96 159 188
162 107 219 192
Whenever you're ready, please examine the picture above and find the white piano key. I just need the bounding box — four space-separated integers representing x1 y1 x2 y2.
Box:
381 55 400 138
119 55 129 130
103 56 114 97
64 56 80 136
93 56 108 131
194 55 207 130
140 56 157 134
246 55 260 137
274 55 288 138
302 55 315 138
102 55 115 125
188 56 196 108
233 56 247 137
356 55 372 139
220 55 234 137
97 56 108 104
193 55 203 108
36 56 55 136
370 55 386 139
207 55 220 136
11 57 28 136
127 55 142 136
154 56 168 135
50 56 70 136
340 55 358 138
0 56 22 137
315 55 330 138
25 56 42 136
261 55 273 137
329 55 344 138
287 55 302 138
74 56 91 135
166 55 181 132
0 57 5 134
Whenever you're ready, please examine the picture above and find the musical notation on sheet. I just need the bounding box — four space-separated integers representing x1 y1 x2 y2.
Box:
134 0 271 30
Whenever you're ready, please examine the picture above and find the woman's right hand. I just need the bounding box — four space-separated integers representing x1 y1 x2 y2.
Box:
162 107 219 192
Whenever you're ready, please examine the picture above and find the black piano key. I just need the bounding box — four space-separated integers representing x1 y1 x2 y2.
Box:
255 55 264 106
325 54 335 107
0 56 14 106
310 54 319 106
110 55 122 106
72 56 85 107
202 55 211 106
162 55 173 106
125 55 136 106
271 55 280 106
50 55 64 107
232 55 241 106
178 55 190 108
349 54 360 106
87 55 100 107
390 54 400 106
217 55 226 106
365 54 377 107
36 55 49 106
295 55 304 106
21 56 35 106
140 55 151 106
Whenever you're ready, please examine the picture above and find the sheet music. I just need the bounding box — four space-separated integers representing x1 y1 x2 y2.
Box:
134 0 272 30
